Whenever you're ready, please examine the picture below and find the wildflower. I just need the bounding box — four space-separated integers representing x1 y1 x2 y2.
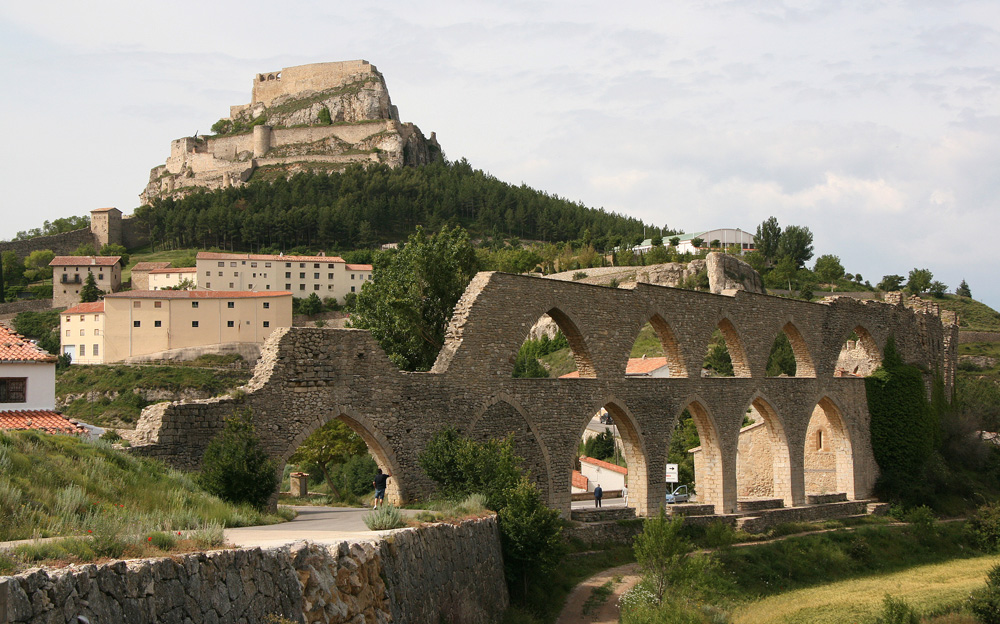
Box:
147 536 152 541
87 529 92 533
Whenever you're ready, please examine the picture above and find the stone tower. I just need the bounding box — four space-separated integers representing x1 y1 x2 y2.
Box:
90 207 122 249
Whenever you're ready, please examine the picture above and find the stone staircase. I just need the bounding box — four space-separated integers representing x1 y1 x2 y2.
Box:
570 507 637 523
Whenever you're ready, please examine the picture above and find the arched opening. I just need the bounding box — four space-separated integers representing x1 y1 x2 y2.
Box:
625 314 687 378
573 401 648 515
468 398 552 500
682 400 729 513
702 318 751 378
513 308 596 378
735 398 795 507
835 325 882 377
805 397 855 499
281 412 403 506
766 322 816 377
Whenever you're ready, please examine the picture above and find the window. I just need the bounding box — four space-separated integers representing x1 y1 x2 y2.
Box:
154 301 162 308
206 271 211 276
227 321 235 327
192 321 199 328
351 274 355 280
248 284 254 289
65 330 70 337
252 273 257 278
328 285 334 290
133 321 141 328
94 315 99 321
227 302 235 308
285 284 291 290
299 263 305 268
285 262 291 268
0 378 27 403
65 316 71 322
300 284 306 290
263 302 270 309
133 301 141 308
154 320 162 328
313 273 319 279
351 286 356 293
94 329 100 335
93 344 99 356
265 262 271 268
192 301 199 308
314 284 320 290
328 273 333 279
230 262 236 267
263 321 270 328
251 262 257 268
80 329 85 336
205 282 211 288
229 283 234 288
313 263 319 268
98 273 104 280
285 272 291 278
299 272 305 279
218 271 223 276
80 345 86 356
266 285 271 290
79 315 84 321
241 261 246 265
327 263 334 269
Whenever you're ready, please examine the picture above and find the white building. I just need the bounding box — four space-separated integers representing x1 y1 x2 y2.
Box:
620 228 756 256
195 252 372 301
0 324 56 411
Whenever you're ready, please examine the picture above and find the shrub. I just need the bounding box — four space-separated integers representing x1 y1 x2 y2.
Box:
146 531 177 550
498 478 564 601
702 520 736 549
418 428 521 511
874 594 920 624
364 504 405 530
905 505 936 531
969 563 1000 624
572 271 588 281
100 430 122 443
196 408 279 510
633 510 693 603
191 520 226 548
968 502 1000 552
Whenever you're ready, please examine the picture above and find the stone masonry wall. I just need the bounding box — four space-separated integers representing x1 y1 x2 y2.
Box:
0 517 507 624
0 228 94 260
131 272 958 518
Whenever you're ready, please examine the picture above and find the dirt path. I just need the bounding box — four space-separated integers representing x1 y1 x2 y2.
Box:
555 562 641 624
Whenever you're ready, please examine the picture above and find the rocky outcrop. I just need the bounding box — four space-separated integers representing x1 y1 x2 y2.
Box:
140 60 440 205
705 252 765 295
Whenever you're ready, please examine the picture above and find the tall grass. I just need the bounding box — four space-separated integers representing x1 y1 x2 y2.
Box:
0 430 286 542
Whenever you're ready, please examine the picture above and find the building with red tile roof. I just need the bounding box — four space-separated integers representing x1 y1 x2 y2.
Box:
195 251 372 300
579 455 628 492
49 256 123 308
560 357 671 379
130 261 172 290
0 325 56 411
0 410 87 435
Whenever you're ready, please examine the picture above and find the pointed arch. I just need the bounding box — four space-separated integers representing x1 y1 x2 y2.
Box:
716 317 752 378
469 394 554 500
680 398 731 513
546 307 597 378
835 324 882 377
640 314 688 377
741 394 798 506
807 396 856 499
768 321 816 378
577 397 651 515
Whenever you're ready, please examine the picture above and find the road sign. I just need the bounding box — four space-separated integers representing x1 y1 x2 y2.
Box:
665 463 679 483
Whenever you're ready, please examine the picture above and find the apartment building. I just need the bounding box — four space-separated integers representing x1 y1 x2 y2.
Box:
59 290 292 364
195 252 372 301
49 256 122 308
148 266 197 290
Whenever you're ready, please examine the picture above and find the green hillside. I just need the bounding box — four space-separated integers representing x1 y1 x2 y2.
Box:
935 294 1000 332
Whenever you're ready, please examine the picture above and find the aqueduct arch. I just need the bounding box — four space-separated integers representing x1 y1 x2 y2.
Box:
132 272 957 517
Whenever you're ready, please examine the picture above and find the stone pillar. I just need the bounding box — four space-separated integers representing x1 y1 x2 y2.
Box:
290 472 309 497
253 125 272 158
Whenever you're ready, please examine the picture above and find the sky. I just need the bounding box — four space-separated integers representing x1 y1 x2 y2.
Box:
1 1 998 308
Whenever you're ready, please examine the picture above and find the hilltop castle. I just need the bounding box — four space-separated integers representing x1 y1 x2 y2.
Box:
140 60 440 204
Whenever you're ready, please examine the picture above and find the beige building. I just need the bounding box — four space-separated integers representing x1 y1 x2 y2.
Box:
59 291 292 364
149 266 197 290
195 252 372 301
49 256 122 309
129 262 171 290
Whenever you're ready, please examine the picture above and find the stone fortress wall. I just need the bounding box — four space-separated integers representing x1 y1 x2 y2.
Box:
250 60 379 107
131 271 958 518
0 517 507 624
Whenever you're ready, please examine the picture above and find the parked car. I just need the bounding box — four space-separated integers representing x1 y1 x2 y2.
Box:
665 484 689 504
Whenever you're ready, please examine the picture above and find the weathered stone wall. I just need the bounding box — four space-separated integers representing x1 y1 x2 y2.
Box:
0 299 52 320
0 517 507 624
0 228 94 260
131 272 957 517
960 331 1000 344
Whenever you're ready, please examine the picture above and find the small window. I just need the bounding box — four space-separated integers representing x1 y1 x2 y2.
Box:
313 273 319 279
133 320 141 327
285 262 291 268
133 301 141 308
265 262 271 268
252 273 257 278
154 301 162 308
314 284 320 290
192 301 199 308
285 284 291 290
65 329 70 337
205 282 211 288
230 262 236 267
192 321 199 328
229 282 234 288
299 263 305 268
248 284 253 289
93 344 99 356
266 285 271 290
227 320 235 327
328 273 333 279
154 320 162 328
80 345 86 356
94 315 99 321
263 321 270 328
218 262 224 267
0 378 27 403
351 274 355 280
351 286 356 293
251 262 257 268
80 329 85 336
300 284 306 290
98 273 104 280
227 302 235 308
94 329 100 335
206 271 210 276
327 263 334 269
313 263 319 268
285 272 291 278
65 316 71 322
299 272 305 279
263 302 270 309
218 271 223 276
241 261 246 265
79 315 84 321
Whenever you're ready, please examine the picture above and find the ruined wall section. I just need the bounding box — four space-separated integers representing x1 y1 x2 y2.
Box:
0 517 507 624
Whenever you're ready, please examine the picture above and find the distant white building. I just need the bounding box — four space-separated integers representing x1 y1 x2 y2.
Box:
619 228 756 256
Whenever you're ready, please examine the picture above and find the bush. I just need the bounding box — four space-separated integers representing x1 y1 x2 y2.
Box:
874 594 920 624
419 428 521 511
968 502 1000 552
196 408 279 510
100 430 122 443
363 504 405 530
969 563 1000 624
146 531 177 550
634 510 693 603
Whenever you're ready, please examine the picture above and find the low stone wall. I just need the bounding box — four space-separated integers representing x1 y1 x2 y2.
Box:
0 228 94 260
0 517 507 624
959 331 1000 344
0 299 52 320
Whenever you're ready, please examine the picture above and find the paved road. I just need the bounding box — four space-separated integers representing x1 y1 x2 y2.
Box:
571 498 628 510
224 505 420 548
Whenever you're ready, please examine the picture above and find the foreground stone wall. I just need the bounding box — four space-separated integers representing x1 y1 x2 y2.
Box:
132 272 957 517
0 517 507 624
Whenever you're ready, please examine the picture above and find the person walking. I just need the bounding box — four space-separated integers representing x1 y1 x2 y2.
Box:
373 468 390 509
594 483 603 508
622 483 628 506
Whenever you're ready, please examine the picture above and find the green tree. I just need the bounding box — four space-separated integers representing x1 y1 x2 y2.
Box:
669 236 681 247
288 419 368 498
23 250 55 281
703 330 734 377
770 256 799 291
956 279 972 298
778 225 814 268
197 408 280 510
299 292 323 316
742 250 767 274
928 280 948 298
99 243 129 267
317 106 333 125
813 254 845 290
350 225 479 371
754 216 781 262
906 268 933 295
633 511 694 603
878 274 905 292
2 251 25 289
690 237 704 250
582 430 616 461
79 273 103 303
418 428 522 511
498 479 564 602
72 242 96 256
766 332 797 376
13 310 61 356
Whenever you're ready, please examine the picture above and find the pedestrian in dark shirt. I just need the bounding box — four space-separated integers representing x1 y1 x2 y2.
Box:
594 484 603 508
373 468 390 509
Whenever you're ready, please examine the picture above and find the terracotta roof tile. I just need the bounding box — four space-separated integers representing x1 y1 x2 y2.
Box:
579 455 628 475
149 267 197 274
64 302 105 314
104 290 291 300
346 264 373 271
90 207 120 213
197 252 347 263
572 470 589 489
0 411 87 435
131 262 172 272
49 256 121 267
560 357 671 378
0 326 57 362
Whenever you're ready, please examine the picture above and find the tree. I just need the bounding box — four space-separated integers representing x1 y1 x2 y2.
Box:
418 427 522 511
689 237 704 250
288 419 368 498
766 332 797 376
814 254 845 290
24 250 55 281
79 273 103 303
957 280 972 298
72 243 96 256
754 216 781 262
928 281 948 298
906 268 933 295
350 225 479 371
99 243 129 267
777 225 814 268
633 511 694 603
298 292 323 316
878 274 905 292
498 479 563 602
582 430 616 461
669 236 681 247
197 408 280 510
771 256 798 291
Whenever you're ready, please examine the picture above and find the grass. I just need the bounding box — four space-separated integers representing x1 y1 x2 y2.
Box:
732 555 998 623
539 348 577 378
630 323 666 358
121 247 199 282
931 295 1000 332
0 429 288 547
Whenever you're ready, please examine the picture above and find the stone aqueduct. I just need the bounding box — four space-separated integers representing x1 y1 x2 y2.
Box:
132 272 957 517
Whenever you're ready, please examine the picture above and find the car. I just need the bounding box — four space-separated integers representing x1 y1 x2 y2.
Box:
665 484 689 504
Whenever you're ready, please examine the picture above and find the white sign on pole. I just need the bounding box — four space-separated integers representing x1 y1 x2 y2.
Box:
665 464 679 483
